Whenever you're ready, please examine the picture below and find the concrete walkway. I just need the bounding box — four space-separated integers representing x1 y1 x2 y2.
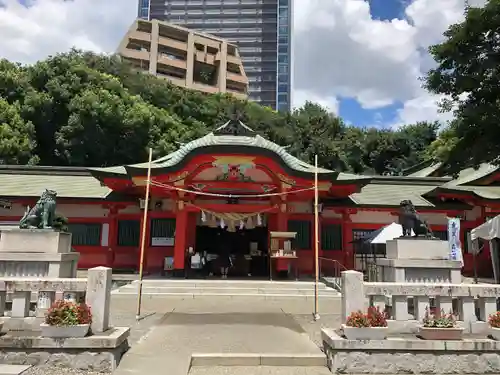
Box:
113 298 336 375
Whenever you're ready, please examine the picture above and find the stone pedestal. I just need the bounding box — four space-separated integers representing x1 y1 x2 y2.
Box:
0 229 78 278
0 229 71 254
386 238 449 260
376 238 462 283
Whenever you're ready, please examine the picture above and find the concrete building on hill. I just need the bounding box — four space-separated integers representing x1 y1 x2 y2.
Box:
137 0 293 112
118 19 248 99
0 120 497 279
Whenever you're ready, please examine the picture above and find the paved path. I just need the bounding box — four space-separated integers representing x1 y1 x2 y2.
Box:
188 366 331 375
112 297 340 375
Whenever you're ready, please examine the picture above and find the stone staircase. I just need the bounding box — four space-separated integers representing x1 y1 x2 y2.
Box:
112 279 340 300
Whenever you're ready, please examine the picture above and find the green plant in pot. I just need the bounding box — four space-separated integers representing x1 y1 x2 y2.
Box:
41 300 92 338
342 306 388 340
488 311 500 340
419 307 463 340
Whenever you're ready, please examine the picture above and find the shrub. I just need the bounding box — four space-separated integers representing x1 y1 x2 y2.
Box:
422 307 456 328
489 311 500 328
45 300 92 327
346 306 388 328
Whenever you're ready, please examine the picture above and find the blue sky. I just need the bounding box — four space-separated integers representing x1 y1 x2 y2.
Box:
338 0 409 127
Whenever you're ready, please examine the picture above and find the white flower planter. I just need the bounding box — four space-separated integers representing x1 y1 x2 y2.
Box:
341 324 388 340
490 327 500 341
40 323 90 338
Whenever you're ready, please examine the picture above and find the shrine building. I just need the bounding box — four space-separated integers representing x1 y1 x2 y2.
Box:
0 120 499 278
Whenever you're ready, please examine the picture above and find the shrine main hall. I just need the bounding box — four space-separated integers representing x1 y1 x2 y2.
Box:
0 120 498 278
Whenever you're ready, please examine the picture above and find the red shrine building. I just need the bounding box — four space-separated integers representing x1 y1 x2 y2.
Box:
0 120 499 278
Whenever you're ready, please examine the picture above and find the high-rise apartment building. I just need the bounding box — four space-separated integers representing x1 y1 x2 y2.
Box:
137 0 292 112
118 19 248 98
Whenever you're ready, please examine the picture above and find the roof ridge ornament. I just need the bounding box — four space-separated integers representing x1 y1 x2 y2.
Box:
213 111 255 136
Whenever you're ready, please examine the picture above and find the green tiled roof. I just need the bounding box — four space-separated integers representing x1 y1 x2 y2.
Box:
92 121 345 178
407 162 442 178
435 185 500 200
444 163 499 186
138 132 333 174
0 166 111 199
350 180 437 207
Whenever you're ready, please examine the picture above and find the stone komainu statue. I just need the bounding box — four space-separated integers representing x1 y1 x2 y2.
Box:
19 189 58 229
398 199 434 238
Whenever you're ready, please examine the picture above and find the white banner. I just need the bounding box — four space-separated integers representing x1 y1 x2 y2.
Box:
448 217 464 266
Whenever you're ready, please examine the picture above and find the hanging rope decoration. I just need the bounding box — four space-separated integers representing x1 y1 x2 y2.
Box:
148 180 315 198
189 203 277 230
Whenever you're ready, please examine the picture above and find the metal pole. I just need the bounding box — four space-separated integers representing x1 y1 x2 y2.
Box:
313 154 320 321
136 148 153 320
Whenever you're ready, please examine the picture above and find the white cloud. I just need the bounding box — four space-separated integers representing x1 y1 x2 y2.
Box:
0 0 488 127
0 0 136 64
292 90 339 114
293 0 487 126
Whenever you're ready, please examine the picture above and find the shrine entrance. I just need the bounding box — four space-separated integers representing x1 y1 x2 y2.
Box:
193 210 270 278
194 225 269 278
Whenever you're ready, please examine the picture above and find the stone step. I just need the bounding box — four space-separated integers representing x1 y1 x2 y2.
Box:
188 366 332 375
111 291 340 299
190 353 327 367
128 280 330 289
114 286 337 294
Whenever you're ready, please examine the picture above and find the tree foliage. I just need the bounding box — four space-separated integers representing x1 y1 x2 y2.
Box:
0 49 439 175
425 0 500 172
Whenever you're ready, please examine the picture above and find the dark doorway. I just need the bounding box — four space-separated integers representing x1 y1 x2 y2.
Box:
195 225 269 278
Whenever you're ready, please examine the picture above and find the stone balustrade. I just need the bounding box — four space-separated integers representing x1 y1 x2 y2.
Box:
341 270 500 334
0 266 112 333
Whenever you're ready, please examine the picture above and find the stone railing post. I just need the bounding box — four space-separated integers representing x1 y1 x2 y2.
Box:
341 270 365 323
85 267 112 333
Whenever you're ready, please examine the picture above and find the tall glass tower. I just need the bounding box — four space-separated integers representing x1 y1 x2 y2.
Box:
137 0 292 112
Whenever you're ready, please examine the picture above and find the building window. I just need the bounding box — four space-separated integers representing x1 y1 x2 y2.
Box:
150 218 176 245
118 220 140 247
278 83 288 93
321 223 343 251
67 223 101 246
278 64 288 74
278 54 288 64
278 45 288 54
288 220 311 250
278 74 288 83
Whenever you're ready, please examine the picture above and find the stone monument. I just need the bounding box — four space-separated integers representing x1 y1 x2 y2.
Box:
374 200 462 283
0 190 78 278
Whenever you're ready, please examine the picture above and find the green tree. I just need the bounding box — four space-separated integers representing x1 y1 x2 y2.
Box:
0 49 440 175
425 0 500 172
0 98 36 165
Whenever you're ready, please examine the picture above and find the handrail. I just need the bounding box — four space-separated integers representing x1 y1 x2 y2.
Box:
318 257 348 270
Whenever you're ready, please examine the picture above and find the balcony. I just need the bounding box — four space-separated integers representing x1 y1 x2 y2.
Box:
227 72 249 85
192 82 219 94
226 90 248 100
158 36 188 51
128 30 151 43
156 73 186 88
120 48 150 62
158 54 187 70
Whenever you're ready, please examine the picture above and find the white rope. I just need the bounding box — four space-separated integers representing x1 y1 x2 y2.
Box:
148 180 315 198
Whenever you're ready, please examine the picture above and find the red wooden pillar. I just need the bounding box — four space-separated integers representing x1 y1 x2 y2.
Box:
107 206 119 268
174 205 188 270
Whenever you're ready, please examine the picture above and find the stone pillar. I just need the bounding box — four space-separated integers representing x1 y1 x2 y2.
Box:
85 267 112 333
341 270 365 323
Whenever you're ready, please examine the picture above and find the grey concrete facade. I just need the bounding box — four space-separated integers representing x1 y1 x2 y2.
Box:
139 0 292 111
